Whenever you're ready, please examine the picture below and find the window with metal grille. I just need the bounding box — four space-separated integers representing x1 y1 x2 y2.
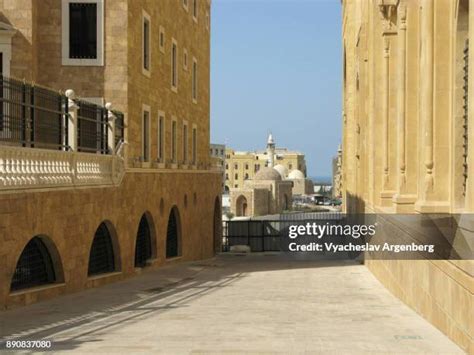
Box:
135 214 152 267
69 3 97 59
166 208 180 258
463 39 469 196
88 223 115 276
11 237 56 291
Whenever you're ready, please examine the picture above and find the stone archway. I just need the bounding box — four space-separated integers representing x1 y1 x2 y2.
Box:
10 235 64 292
166 206 182 258
236 195 248 217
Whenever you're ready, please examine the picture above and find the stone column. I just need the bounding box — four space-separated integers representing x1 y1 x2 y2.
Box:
105 102 116 155
382 36 390 189
415 0 436 212
378 0 398 207
397 4 407 191
421 0 434 194
65 89 78 152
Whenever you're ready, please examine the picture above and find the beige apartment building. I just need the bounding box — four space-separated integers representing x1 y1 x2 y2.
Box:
224 135 307 192
342 0 473 352
0 0 221 310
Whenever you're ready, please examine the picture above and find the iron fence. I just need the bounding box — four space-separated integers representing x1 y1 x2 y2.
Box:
0 76 68 150
0 75 125 154
222 213 343 252
113 110 125 148
77 100 108 154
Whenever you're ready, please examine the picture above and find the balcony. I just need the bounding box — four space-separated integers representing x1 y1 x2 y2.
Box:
0 76 126 191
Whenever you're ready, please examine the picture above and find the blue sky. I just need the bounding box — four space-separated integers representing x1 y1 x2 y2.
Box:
210 0 342 178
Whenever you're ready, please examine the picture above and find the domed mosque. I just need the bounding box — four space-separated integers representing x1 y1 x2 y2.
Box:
288 168 314 195
230 134 293 217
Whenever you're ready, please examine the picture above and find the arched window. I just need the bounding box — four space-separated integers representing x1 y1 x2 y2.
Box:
11 237 57 291
166 207 181 258
236 195 248 217
88 222 115 276
135 213 153 267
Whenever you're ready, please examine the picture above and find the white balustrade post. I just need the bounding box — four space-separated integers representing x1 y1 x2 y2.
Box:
65 89 78 151
105 102 116 155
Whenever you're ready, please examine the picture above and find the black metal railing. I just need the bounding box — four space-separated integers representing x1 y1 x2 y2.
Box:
0 76 68 150
0 75 125 154
222 213 343 253
77 100 108 154
113 110 125 148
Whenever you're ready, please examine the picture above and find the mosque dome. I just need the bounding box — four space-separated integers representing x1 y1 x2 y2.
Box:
288 169 305 180
273 164 288 179
254 167 282 181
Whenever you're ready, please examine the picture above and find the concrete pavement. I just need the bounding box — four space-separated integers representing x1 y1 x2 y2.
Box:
0 254 464 354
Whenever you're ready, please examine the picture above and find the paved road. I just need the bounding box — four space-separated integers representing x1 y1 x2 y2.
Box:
0 254 463 354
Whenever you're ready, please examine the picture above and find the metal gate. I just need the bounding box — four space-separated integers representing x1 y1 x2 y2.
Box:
11 237 56 291
222 220 283 252
135 215 152 267
222 212 343 252
166 208 179 258
88 223 115 276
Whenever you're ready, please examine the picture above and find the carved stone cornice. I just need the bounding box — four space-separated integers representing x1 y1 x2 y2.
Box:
378 0 400 34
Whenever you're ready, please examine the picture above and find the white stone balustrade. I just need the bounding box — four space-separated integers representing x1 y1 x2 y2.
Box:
0 145 125 191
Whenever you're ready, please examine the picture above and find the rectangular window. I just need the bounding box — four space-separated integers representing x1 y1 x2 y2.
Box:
183 49 188 70
142 11 150 73
183 123 188 162
192 126 197 164
193 0 198 20
171 40 178 90
69 3 97 59
158 113 164 161
142 109 150 162
159 26 165 53
192 58 198 102
172 120 177 162
62 0 103 66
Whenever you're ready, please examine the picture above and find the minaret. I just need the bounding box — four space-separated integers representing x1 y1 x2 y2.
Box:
267 133 275 168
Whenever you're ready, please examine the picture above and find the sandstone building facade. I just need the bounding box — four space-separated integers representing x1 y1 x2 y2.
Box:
230 167 293 217
342 0 473 351
224 134 307 192
0 0 221 310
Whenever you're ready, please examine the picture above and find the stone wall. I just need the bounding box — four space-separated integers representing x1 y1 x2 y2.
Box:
0 170 221 309
341 1 474 352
